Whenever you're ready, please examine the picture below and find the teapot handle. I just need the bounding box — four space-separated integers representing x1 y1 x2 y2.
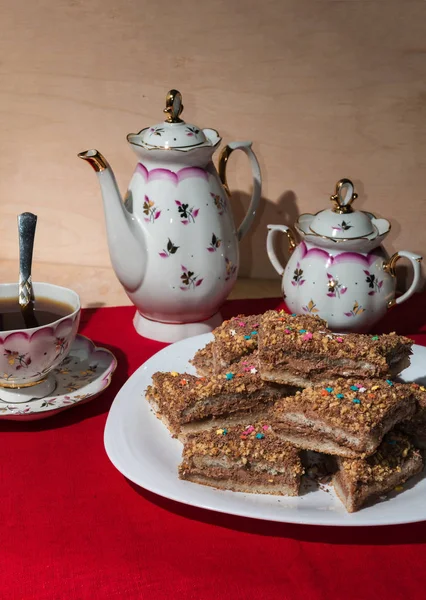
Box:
218 141 261 241
383 250 423 308
266 224 297 276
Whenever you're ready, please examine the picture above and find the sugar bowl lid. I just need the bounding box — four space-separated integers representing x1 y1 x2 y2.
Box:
127 90 220 151
308 179 385 240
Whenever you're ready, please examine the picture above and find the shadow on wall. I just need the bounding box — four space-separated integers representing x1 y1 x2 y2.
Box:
230 189 300 279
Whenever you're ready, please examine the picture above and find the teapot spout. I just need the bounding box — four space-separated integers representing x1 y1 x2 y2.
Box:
78 150 145 293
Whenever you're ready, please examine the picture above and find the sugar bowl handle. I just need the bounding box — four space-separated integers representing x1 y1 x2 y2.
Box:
266 224 297 276
218 141 261 241
383 250 423 308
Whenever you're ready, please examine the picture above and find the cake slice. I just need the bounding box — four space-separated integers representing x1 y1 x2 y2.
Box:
332 432 424 512
258 311 413 387
398 383 426 449
179 423 304 496
271 378 416 458
211 314 261 372
146 351 297 438
190 341 215 376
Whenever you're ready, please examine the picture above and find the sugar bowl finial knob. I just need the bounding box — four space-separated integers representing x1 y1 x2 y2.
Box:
330 178 358 214
163 89 184 123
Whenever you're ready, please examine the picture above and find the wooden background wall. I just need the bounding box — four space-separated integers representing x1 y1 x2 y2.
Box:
1 0 425 306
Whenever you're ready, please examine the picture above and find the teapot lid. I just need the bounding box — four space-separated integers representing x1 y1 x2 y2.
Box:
308 179 383 240
127 90 221 152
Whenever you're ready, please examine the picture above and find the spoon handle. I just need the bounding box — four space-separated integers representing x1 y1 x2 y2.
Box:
18 212 37 308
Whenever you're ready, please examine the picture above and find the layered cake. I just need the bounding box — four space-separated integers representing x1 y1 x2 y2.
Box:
271 378 416 457
332 432 423 512
258 311 413 387
179 423 304 496
190 341 214 377
399 383 426 449
192 314 261 374
146 351 296 438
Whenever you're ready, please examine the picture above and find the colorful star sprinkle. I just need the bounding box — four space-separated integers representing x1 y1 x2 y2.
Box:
299 329 307 334
251 330 258 336
238 321 246 327
230 329 236 336
250 367 257 374
336 337 344 343
336 393 344 399
170 371 178 377
325 387 334 393
216 428 228 435
256 433 265 439
291 313 297 317
386 380 394 386
358 387 367 393
244 425 255 434
350 385 359 391
225 372 234 380
284 329 291 334
352 398 361 404
371 335 379 341
244 335 251 340
262 425 270 431
302 332 313 341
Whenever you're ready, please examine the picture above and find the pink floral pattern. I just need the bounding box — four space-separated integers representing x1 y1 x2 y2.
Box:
364 270 383 295
291 262 305 287
302 299 319 314
345 301 366 317
0 336 117 420
207 233 221 252
180 265 203 291
3 350 31 369
326 273 347 298
225 258 237 281
211 192 227 215
159 239 179 258
143 196 161 223
175 200 199 224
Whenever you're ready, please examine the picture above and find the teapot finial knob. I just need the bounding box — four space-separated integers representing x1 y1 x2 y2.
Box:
330 178 358 214
163 89 184 123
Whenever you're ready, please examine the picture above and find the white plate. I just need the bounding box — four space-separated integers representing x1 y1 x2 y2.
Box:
0 335 117 421
104 334 426 526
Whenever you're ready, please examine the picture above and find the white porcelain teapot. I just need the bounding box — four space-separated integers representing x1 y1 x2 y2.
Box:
78 90 261 342
267 178 423 332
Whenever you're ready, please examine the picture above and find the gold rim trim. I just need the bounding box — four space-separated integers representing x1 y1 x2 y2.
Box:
284 228 297 254
163 89 184 123
383 252 401 277
294 212 391 244
330 178 358 214
218 144 233 197
0 376 47 389
78 150 109 172
126 129 221 152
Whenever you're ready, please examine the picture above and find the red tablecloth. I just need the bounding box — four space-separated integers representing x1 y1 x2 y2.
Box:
2 296 426 600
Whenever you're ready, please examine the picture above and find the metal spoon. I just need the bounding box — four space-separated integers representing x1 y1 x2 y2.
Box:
17 212 38 329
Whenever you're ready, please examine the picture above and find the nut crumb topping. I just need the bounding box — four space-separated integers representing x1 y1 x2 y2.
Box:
183 423 304 474
213 314 262 367
338 432 422 484
258 310 412 376
273 377 414 434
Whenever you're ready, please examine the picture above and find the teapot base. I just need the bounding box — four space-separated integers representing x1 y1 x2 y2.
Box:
133 311 223 343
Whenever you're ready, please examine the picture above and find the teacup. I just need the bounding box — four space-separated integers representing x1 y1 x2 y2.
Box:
0 282 80 403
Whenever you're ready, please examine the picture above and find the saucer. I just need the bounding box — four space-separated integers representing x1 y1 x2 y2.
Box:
0 335 117 421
